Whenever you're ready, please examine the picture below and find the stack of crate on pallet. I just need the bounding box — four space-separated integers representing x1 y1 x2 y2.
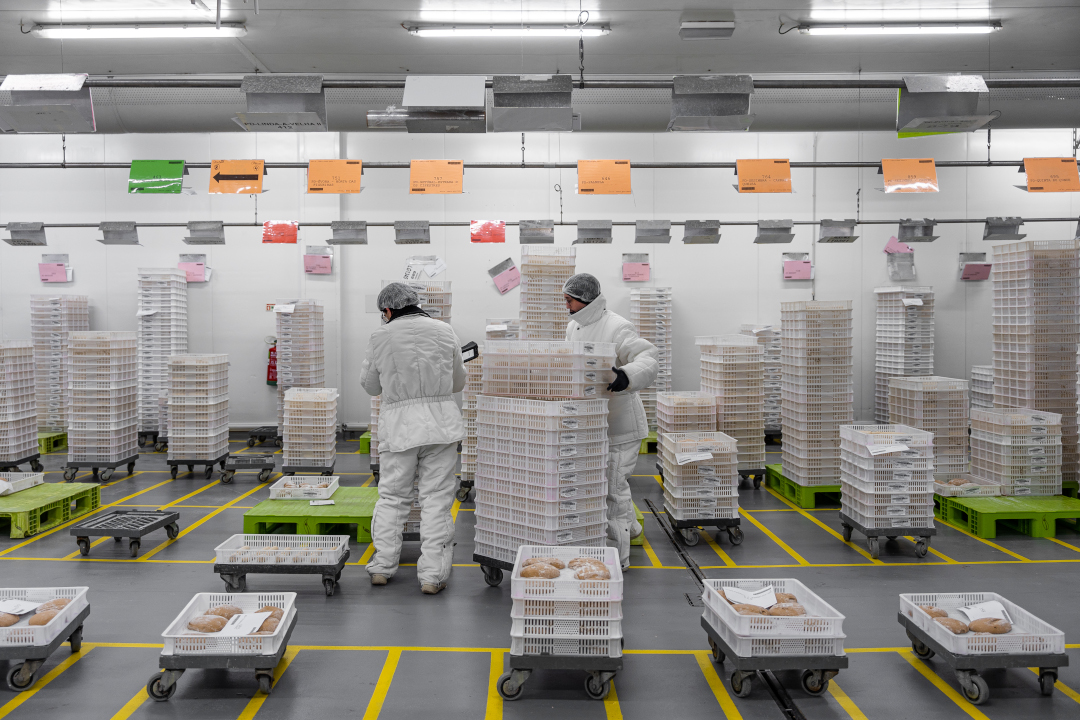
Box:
30 295 89 432
889 377 969 475
697 335 765 472
874 287 934 423
970 365 995 410
283 388 338 473
656 392 717 439
631 287 673 431
369 395 379 471
519 246 576 340
486 318 521 340
460 349 483 493
136 269 188 438
397 280 452 324
992 240 1080 485
840 424 935 533
0 342 37 468
167 355 229 470
658 431 739 530
158 390 169 445
275 299 325 437
781 301 854 487
67 332 138 467
969 408 1062 496
740 324 782 435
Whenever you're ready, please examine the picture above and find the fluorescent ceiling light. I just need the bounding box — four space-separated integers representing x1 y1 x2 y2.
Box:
405 24 610 38
30 23 247 39
799 21 1000 35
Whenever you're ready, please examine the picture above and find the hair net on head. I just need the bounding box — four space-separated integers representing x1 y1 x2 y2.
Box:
562 273 602 303
377 282 420 311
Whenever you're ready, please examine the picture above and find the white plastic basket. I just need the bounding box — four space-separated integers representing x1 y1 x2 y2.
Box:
509 635 622 657
932 474 1001 497
213 535 348 565
0 587 89 648
161 592 297 656
511 598 622 619
511 545 623 601
510 616 622 639
702 605 846 658
0 472 45 496
702 579 845 637
268 476 339 500
899 592 1064 655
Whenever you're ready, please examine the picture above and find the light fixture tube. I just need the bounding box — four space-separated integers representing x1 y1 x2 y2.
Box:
406 24 610 38
798 21 1000 35
30 23 247 39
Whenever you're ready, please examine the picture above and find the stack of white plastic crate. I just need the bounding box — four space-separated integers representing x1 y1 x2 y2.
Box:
136 269 187 437
697 335 766 472
369 395 379 470
874 287 934 423
970 408 1062 496
631 287 672 431
167 355 228 467
30 295 88 433
396 279 452 324
888 377 969 475
741 324 783 434
970 365 995 410
992 240 1080 485
0 342 37 468
781 301 854 487
840 424 935 534
656 391 717 439
275 300 325 437
473 340 615 566
658 431 739 529
486 318 521 340
519 246 576 340
283 388 338 472
67 332 137 466
460 347 483 492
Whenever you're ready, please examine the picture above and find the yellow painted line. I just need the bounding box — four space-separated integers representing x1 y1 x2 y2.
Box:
63 536 112 560
693 651 743 719
161 479 220 508
701 528 737 567
1047 536 1080 553
237 647 301 719
363 649 402 720
138 483 265 561
361 475 374 488
827 679 869 720
357 543 376 565
101 470 149 488
641 531 663 567
936 517 1030 561
109 688 148 720
604 679 624 719
0 647 93 719
763 486 881 564
451 497 461 523
739 509 810 566
653 474 663 487
485 651 503 720
904 536 957 563
1028 667 1080 704
898 649 991 720
845 646 909 653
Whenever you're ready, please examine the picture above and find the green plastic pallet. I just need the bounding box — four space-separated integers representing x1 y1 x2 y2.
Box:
357 432 371 455
640 431 657 455
0 483 99 539
935 494 1080 539
765 465 841 509
1063 480 1078 499
38 432 67 454
243 487 379 542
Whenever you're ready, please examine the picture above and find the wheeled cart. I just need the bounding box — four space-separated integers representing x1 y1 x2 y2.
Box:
839 511 935 559
168 452 228 480
222 453 276 484
498 654 622 701
282 464 334 477
70 510 179 557
2 605 89 692
656 500 743 547
247 427 282 448
0 453 43 473
738 468 765 490
474 552 513 587
154 434 168 453
63 455 137 483
215 549 350 596
137 430 160 449
455 474 474 502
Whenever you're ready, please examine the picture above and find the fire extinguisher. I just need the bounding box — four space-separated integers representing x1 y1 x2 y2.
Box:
267 343 277 386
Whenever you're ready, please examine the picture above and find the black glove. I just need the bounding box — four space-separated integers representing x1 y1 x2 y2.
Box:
607 366 630 392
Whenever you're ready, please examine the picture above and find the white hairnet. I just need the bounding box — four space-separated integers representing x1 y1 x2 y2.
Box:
378 282 420 311
562 273 601 303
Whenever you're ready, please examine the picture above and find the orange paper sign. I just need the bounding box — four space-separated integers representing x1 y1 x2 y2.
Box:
262 221 298 244
736 159 791 193
410 160 463 194
307 159 362 194
1024 157 1080 192
882 158 939 193
578 160 631 195
208 159 264 194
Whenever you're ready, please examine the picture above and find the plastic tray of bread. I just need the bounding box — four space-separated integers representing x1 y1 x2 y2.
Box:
162 592 297 656
703 579 845 638
703 604 846 658
511 546 623 601
268 476 339 500
900 592 1064 655
214 535 347 566
0 587 89 647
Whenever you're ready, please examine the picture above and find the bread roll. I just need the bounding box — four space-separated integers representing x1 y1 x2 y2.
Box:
919 605 949 619
187 615 227 633
258 606 285 621
949 478 968 486
717 589 733 604
934 617 969 634
205 604 243 620
732 604 765 615
29 610 57 626
775 592 798 604
525 557 567 570
574 564 611 580
521 563 561 579
0 613 18 627
969 618 1011 634
767 603 806 616
568 557 604 570
257 616 280 633
37 598 72 614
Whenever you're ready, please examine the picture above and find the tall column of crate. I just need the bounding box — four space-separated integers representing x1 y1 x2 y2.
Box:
656 392 717 439
30 295 89 432
486 318 521 340
167 355 229 465
519 246 576 340
369 395 380 471
283 388 338 472
888 377 968 475
631 288 672 431
741 324 783 434
696 335 765 471
840 424 935 535
992 240 1080 485
461 349 483 489
137 269 188 436
781 300 853 486
275 299 325 436
874 287 934 423
970 366 994 410
66 332 137 466
0 342 37 467
970 408 1062 495
390 280 452 324
658 431 739 527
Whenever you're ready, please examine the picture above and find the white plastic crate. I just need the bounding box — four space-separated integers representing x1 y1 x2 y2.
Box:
664 500 739 521
662 487 739 512
268 476 339 500
841 478 932 508
510 616 622 638
703 605 846 658
510 546 623 601
0 587 89 647
214 534 347 565
932 474 1001 497
475 516 605 545
475 503 605 532
512 598 622 619
0 472 45 495
702 579 845 637
841 502 934 529
899 592 1064 655
509 635 622 657
161 592 296 656
474 476 607 503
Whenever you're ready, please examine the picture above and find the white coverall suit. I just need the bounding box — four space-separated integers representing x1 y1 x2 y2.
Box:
566 294 660 568
360 313 467 587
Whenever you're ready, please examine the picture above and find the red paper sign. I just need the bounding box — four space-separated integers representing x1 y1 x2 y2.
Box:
38 263 66 282
303 255 333 274
883 236 914 254
961 263 992 281
622 262 650 281
492 266 521 294
471 220 506 243
178 262 206 282
262 221 298 244
783 260 812 280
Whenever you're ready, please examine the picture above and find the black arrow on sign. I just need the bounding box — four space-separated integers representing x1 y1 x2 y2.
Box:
213 173 260 182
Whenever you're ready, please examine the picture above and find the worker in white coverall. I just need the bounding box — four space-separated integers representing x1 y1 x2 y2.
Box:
563 273 660 570
360 282 467 595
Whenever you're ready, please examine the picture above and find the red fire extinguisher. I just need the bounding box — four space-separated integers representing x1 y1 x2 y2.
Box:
267 344 277 386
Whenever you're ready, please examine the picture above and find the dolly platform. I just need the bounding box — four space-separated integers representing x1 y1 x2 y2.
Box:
242 486 377 542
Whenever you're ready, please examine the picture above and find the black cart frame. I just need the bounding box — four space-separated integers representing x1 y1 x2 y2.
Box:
63 454 137 483
167 452 229 480
840 511 936 559
215 548 350 597
2 606 90 692
70 509 180 557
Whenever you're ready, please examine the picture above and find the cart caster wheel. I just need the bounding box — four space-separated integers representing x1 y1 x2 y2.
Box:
139 437 147 448
147 674 176 702
114 537 122 542
1039 671 1057 696
7 664 36 692
129 540 141 557
886 536 897 541
275 438 283 448
77 537 90 556
69 625 83 653
63 468 76 482
584 675 611 701
800 669 829 697
866 537 879 559
170 466 178 479
681 528 700 546
166 523 179 540
497 672 524 700
221 471 234 485
455 487 470 502
127 462 135 476
30 459 43 472
234 576 248 593
247 438 256 447
959 673 989 705
753 477 761 489
187 465 194 474
730 671 752 698
482 566 503 587
727 526 744 545
99 469 113 482
915 540 929 558
155 442 166 452
708 637 724 664
912 640 935 660
323 578 336 596
258 470 271 482
220 460 227 470
204 465 214 479
257 674 273 695
841 524 852 542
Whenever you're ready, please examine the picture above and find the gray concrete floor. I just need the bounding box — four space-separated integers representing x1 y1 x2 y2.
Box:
1 438 1078 719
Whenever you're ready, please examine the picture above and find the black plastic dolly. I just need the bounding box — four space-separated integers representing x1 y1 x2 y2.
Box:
497 654 622 701
146 611 297 701
0 452 44 473
839 511 936 560
473 553 514 588
2 605 90 692
137 430 159 449
738 468 766 490
455 474 474 502
215 548 350 597
898 612 1067 705
167 452 229 480
247 427 282 448
63 454 138 483
658 503 743 547
282 464 334 477
370 462 379 485
221 453 276 484
70 510 180 557
701 615 847 699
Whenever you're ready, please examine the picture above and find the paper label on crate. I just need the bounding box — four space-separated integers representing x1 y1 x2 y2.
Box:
899 450 921 458
559 484 578 497
956 600 1012 624
560 500 578 511
697 466 717 476
583 343 597 353
309 499 335 506
885 506 907 516
723 586 778 608
583 386 597 397
274 303 296 314
558 433 578 444
585 358 600 368
560 418 579 429
889 517 908 526
0 600 41 615
901 298 923 307
560 403 580 415
1012 487 1032 495
676 452 714 465
884 482 907 492
868 443 908 456
563 514 581 525
1031 426 1048 434
892 460 916 469
889 494 911 504
486 324 508 332
556 531 574 542
218 612 273 636
559 446 579 458
584 372 598 382
1030 466 1048 474
558 460 576 471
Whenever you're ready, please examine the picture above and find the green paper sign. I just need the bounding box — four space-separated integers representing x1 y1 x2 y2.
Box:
128 160 185 194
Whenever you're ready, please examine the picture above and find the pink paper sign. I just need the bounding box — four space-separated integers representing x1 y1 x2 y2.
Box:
304 254 333 274
622 262 650 281
783 260 813 280
178 262 206 282
492 266 521 295
883 236 914 254
961 263 993 281
38 263 66 282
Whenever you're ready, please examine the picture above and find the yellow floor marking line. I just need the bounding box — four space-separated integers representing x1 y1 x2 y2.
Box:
693 651 743 719
763 486 882 564
898 649 991 720
101 470 148 488
0 646 93 719
901 536 958 563
653 474 663 487
485 651 504 720
451 498 462 523
827 679 870 720
139 483 265 561
934 517 1031 561
739 509 810 565
604 679 624 719
361 475 374 487
641 531 663 567
1028 667 1080 704
237 647 301 720
1047 536 1080 553
701 529 737 567
63 536 112 560
108 688 148 720
160 479 220 508
357 543 376 565
362 648 402 720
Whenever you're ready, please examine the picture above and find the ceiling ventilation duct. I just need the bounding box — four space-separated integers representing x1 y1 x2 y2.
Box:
679 20 735 40
400 76 486 133
234 74 327 132
491 75 577 132
897 75 993 136
0 74 96 133
667 75 753 132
